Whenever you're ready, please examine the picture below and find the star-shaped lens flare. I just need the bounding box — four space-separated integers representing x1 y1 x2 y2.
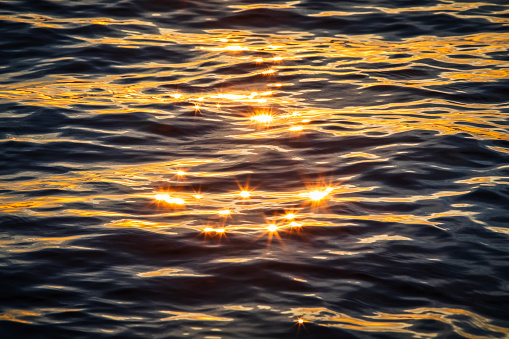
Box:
170 168 189 182
201 226 227 241
236 177 258 201
294 317 307 335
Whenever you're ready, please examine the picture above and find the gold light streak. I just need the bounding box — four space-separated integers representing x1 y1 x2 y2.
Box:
160 310 233 322
217 209 232 218
209 91 272 104
154 193 186 206
302 188 332 202
0 308 82 325
137 268 208 278
222 45 249 52
204 227 226 234
284 306 509 338
230 3 298 10
295 177 340 213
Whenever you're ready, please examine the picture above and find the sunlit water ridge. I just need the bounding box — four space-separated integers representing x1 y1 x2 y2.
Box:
1 0 509 338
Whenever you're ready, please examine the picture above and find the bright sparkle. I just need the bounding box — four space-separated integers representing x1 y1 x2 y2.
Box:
218 209 231 215
205 227 225 234
167 197 185 205
267 224 278 232
262 69 275 75
290 221 302 227
155 194 185 205
289 125 303 132
250 114 273 124
224 45 248 51
284 213 296 220
240 191 250 198
309 190 328 201
155 193 170 201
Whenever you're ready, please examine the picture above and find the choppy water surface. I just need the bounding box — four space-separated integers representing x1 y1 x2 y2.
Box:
1 0 509 338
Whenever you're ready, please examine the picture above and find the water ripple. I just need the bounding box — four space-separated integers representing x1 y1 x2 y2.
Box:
1 0 509 338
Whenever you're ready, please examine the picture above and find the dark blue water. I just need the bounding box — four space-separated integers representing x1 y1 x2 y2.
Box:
1 0 509 338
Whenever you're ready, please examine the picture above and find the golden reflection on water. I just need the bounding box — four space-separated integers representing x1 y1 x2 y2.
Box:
0 308 82 325
0 235 89 253
285 306 509 338
137 267 208 278
2 7 509 338
0 160 488 232
160 311 233 322
1 12 508 237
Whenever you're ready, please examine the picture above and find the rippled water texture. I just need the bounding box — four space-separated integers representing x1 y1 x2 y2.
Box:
1 0 509 338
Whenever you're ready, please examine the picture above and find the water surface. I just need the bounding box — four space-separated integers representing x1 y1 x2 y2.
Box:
1 0 509 338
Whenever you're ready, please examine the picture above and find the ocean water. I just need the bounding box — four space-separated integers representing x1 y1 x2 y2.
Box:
1 0 509 338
